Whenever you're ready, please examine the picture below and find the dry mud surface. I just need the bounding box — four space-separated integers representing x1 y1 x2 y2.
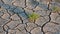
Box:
0 0 60 34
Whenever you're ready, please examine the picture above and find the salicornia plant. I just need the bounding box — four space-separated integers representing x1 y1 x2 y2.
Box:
52 6 60 13
55 0 60 3
28 12 40 23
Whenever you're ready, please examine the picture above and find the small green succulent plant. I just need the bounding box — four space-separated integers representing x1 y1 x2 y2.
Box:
55 0 60 3
28 12 40 23
52 6 60 13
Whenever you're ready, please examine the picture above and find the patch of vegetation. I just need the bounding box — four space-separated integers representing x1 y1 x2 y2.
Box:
28 12 40 23
55 0 60 3
52 6 60 13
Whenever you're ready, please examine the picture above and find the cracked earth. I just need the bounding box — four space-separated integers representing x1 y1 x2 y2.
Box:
0 0 60 34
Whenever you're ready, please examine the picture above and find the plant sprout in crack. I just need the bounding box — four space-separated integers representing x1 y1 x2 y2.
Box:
55 0 60 3
52 6 60 13
28 12 40 23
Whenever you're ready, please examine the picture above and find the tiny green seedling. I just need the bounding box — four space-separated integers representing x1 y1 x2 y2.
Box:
28 12 40 23
52 6 60 13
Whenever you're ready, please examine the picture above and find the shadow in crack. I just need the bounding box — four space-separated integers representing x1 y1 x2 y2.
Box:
38 2 48 10
0 3 28 33
0 3 28 19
